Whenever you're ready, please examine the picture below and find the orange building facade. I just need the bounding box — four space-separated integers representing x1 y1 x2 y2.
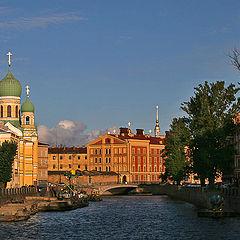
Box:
87 128 165 184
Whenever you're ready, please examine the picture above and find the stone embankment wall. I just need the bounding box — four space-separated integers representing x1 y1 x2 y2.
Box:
142 184 240 213
0 187 38 206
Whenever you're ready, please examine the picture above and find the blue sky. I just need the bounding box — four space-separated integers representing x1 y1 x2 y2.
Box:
1 0 240 143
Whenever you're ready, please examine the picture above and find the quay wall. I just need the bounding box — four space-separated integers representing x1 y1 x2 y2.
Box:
142 184 240 213
0 187 38 206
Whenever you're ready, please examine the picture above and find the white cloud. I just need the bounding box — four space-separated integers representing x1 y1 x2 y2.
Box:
38 120 118 146
0 12 87 30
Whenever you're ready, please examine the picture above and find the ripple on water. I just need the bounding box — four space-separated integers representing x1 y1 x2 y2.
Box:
0 196 239 240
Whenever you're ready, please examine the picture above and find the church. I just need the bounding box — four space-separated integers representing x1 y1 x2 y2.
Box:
0 52 39 187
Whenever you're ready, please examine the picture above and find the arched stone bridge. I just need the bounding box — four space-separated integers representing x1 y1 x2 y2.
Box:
95 184 138 195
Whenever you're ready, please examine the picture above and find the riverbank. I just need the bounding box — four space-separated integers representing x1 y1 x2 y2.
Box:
141 184 240 215
0 196 88 222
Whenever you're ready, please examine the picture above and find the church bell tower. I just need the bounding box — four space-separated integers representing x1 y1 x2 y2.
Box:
154 105 160 138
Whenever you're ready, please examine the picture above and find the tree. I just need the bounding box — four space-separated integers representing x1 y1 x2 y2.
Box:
182 81 240 186
228 47 240 71
163 117 191 185
0 141 17 188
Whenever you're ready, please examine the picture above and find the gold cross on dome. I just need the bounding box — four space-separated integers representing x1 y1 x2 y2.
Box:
7 52 12 67
26 85 30 97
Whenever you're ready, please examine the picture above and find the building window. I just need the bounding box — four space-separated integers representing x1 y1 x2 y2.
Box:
85 164 87 170
95 158 97 163
15 106 18 118
78 155 80 160
40 159 43 165
0 106 3 118
99 158 101 163
138 148 140 154
26 116 30 125
106 158 108 163
69 155 71 160
69 164 72 168
99 167 101 171
60 155 63 160
7 105 11 117
53 156 56 160
106 149 108 154
154 166 157 172
132 157 135 162
150 166 151 172
144 175 146 181
109 158 111 163
144 157 146 163
45 151 47 157
144 166 146 172
85 156 87 160
133 175 135 181
132 148 135 154
95 167 97 171
53 164 55 169
143 148 146 154
106 166 108 171
95 149 98 154
133 166 135 172
60 164 63 169
154 157 157 163
138 166 141 172
109 166 111 171
78 164 80 168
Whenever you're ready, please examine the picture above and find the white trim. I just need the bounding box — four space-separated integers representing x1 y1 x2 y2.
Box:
5 122 22 136
0 96 20 100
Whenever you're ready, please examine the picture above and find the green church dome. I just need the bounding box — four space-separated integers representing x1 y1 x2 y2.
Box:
0 68 22 97
21 97 34 113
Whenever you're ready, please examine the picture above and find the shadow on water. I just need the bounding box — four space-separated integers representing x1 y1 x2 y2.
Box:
0 195 239 240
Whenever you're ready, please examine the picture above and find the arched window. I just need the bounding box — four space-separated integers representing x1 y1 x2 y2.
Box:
1 106 3 118
15 106 18 118
26 116 30 125
7 105 11 117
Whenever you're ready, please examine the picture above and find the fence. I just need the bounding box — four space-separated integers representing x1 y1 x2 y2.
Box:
0 186 37 197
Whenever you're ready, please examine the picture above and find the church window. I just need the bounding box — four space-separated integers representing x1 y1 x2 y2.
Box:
7 105 11 117
26 116 30 125
1 106 3 118
15 106 18 118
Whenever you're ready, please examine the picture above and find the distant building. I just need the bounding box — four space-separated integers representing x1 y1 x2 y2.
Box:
87 127 165 183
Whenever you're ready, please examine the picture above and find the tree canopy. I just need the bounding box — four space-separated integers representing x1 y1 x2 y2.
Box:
0 141 17 188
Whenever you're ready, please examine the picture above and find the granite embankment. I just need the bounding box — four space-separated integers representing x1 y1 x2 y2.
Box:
0 187 89 222
142 184 240 214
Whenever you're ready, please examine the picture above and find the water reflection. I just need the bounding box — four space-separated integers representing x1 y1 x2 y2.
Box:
0 196 239 240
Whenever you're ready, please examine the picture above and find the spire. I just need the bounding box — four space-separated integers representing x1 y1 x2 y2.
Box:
154 105 160 137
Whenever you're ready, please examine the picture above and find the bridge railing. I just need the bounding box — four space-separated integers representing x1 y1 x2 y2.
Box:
0 186 37 197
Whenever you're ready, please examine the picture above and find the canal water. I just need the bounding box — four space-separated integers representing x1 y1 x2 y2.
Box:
0 195 240 240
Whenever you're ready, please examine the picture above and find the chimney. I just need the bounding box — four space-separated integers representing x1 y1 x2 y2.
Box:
136 129 144 136
120 127 128 136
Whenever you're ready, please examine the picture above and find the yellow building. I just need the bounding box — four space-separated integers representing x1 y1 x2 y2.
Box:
0 52 39 187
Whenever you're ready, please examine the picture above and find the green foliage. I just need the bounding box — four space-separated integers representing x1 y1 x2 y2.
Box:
163 117 191 185
181 81 240 185
0 141 18 186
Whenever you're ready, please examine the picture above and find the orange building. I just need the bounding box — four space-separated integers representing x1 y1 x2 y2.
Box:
87 127 165 184
38 142 49 187
48 146 88 182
